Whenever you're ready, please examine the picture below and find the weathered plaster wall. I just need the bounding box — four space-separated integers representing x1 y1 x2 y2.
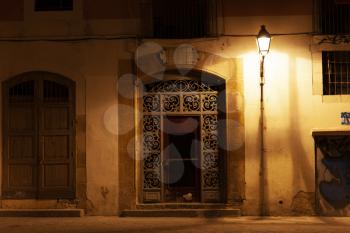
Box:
0 0 348 217
127 13 346 216
220 14 350 215
0 0 139 38
222 0 313 16
0 40 133 215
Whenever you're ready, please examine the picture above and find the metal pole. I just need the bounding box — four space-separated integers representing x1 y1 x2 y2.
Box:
259 55 266 216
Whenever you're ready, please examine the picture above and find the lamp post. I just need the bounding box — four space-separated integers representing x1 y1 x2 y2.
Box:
257 25 271 216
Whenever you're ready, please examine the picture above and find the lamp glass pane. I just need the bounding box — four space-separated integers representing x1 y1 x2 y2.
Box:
258 37 271 56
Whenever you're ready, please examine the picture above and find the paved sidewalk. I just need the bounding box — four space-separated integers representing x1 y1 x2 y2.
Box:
1 217 350 233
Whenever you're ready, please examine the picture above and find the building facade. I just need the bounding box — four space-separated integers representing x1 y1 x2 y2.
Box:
0 0 348 216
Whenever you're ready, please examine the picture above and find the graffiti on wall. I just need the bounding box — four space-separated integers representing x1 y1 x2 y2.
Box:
341 112 350 125
316 136 350 210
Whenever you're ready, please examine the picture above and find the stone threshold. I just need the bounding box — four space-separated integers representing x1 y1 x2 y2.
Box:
0 209 84 217
136 203 241 209
120 209 241 217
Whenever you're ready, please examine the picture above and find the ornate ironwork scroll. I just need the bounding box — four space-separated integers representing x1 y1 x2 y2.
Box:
146 80 213 92
183 94 200 112
201 114 219 192
143 94 160 113
143 115 161 190
162 95 180 112
142 79 221 203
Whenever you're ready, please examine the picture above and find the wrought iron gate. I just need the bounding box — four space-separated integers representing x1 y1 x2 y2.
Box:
141 80 222 203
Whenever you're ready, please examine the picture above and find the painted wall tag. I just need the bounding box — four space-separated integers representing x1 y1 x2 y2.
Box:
341 112 350 125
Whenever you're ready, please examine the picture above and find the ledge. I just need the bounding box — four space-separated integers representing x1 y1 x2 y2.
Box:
120 209 241 217
0 209 84 217
312 130 350 137
136 203 242 210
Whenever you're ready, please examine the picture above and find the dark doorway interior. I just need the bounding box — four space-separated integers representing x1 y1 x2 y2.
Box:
163 116 201 202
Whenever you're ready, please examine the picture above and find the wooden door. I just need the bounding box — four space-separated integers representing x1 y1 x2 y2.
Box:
38 77 75 198
2 78 38 198
2 72 75 199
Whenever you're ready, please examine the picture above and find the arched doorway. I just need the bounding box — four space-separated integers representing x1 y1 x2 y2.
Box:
2 71 75 199
141 74 226 203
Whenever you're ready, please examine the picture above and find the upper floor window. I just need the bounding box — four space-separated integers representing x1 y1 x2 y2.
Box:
141 0 218 39
314 0 350 34
322 51 350 95
35 0 73 11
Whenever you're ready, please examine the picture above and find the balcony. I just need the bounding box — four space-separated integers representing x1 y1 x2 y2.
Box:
140 0 219 39
314 0 350 35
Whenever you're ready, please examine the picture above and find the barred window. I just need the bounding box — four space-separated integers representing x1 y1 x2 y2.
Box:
35 0 73 11
322 51 350 95
314 0 350 34
142 0 218 39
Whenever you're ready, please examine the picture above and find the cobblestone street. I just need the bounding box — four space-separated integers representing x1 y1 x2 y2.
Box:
1 217 350 233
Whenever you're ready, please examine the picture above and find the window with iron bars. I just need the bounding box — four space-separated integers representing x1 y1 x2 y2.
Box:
314 0 350 34
322 51 350 95
35 0 73 11
141 0 218 39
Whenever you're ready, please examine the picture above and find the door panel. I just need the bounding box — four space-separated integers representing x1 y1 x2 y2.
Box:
9 136 34 159
43 164 70 187
38 78 75 198
9 106 34 130
43 107 69 130
9 165 35 187
3 79 37 198
43 136 69 159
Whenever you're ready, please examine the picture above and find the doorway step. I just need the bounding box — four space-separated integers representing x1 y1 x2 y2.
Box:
120 204 241 217
0 209 84 217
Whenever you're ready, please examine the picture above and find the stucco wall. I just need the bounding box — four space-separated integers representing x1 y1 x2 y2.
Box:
221 15 350 215
0 0 348 216
116 44 246 210
0 40 133 215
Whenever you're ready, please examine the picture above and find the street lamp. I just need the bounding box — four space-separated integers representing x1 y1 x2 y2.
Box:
256 25 271 216
257 25 271 57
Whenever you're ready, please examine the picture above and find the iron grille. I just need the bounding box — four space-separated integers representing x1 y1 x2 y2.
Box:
141 0 218 38
9 80 35 103
314 0 350 34
44 80 69 103
35 0 73 11
322 51 350 95
142 79 221 203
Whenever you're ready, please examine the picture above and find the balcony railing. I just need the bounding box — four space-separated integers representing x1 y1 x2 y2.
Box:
140 0 218 39
314 0 350 34
35 0 73 11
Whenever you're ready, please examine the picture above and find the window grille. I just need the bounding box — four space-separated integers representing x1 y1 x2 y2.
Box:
35 0 73 11
322 51 350 95
43 80 69 103
141 0 218 38
314 0 350 34
9 80 35 103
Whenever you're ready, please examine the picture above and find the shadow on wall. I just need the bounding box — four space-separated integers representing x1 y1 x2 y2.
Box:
288 56 315 215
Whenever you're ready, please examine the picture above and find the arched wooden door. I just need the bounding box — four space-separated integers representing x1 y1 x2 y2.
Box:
2 72 75 199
